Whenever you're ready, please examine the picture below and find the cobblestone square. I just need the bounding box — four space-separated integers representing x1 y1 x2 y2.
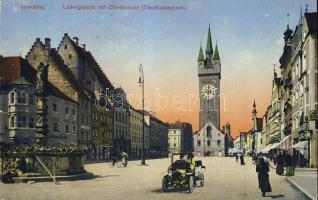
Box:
0 157 308 200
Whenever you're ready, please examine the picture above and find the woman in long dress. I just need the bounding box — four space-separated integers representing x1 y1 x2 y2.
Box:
256 157 272 197
276 153 284 175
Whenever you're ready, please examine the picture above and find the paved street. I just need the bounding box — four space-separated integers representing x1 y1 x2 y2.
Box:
0 157 310 200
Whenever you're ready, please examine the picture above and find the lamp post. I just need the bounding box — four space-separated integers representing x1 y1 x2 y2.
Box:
138 64 146 165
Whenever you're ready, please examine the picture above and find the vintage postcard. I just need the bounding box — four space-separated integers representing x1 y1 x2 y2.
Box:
0 0 317 199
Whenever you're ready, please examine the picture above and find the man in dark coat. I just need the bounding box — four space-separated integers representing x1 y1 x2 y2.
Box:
240 154 245 165
256 157 272 196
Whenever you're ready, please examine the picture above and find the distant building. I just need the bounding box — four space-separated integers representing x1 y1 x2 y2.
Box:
239 132 248 154
245 130 253 155
129 107 143 158
193 122 225 156
252 101 263 153
222 122 233 156
168 120 193 154
145 111 168 158
233 136 241 153
113 87 130 153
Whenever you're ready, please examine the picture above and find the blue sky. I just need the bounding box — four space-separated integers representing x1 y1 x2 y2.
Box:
0 0 317 132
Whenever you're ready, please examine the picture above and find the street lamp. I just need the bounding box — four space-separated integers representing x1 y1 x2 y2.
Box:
138 64 146 165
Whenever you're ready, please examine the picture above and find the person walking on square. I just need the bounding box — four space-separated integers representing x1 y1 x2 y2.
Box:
284 152 294 176
256 157 272 197
235 154 239 162
276 152 284 175
121 151 128 167
240 154 245 165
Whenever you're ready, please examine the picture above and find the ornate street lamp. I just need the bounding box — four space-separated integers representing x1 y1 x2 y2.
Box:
138 64 146 165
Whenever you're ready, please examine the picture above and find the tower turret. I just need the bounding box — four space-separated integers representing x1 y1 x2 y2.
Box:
198 43 205 62
213 42 220 61
205 24 213 65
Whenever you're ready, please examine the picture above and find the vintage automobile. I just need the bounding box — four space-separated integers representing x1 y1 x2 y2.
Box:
162 153 205 193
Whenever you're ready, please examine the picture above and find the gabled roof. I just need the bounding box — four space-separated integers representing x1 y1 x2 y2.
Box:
25 39 88 100
0 56 79 104
197 121 223 135
305 12 318 34
47 82 77 104
58 34 114 90
49 49 87 98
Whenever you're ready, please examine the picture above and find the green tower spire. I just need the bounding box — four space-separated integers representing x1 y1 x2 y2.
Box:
198 42 205 62
213 41 220 60
205 24 213 55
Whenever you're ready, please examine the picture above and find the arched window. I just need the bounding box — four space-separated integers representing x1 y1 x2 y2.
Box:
9 91 15 104
10 116 15 128
206 126 212 137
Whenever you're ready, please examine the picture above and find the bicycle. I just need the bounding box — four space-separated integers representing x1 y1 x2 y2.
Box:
108 159 123 168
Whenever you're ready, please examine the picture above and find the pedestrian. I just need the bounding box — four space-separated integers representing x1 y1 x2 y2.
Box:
121 151 128 167
256 157 272 197
285 152 294 176
240 154 245 165
273 154 277 165
111 151 117 166
276 152 284 175
235 154 239 162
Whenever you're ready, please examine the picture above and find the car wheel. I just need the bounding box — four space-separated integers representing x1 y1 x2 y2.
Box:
188 176 194 193
200 175 205 187
162 177 169 192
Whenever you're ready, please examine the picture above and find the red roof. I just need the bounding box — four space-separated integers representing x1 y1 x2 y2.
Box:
0 56 36 86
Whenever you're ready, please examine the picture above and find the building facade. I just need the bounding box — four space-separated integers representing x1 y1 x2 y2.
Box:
57 34 114 159
193 122 225 156
129 108 143 158
113 87 130 154
168 121 193 154
0 56 78 145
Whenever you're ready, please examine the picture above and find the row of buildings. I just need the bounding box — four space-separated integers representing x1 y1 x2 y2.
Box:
233 11 317 168
0 34 169 159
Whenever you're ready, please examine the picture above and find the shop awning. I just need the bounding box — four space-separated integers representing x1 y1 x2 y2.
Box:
268 142 280 150
292 141 309 159
292 141 308 149
268 135 292 151
261 144 273 153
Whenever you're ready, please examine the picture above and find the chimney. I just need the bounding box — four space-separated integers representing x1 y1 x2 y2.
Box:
64 33 68 37
81 43 86 50
36 38 41 42
73 37 79 45
44 38 51 50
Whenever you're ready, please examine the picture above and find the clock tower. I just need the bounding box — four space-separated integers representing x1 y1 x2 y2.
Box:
198 25 221 129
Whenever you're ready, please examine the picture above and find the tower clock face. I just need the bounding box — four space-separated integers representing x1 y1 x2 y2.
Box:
201 84 217 100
